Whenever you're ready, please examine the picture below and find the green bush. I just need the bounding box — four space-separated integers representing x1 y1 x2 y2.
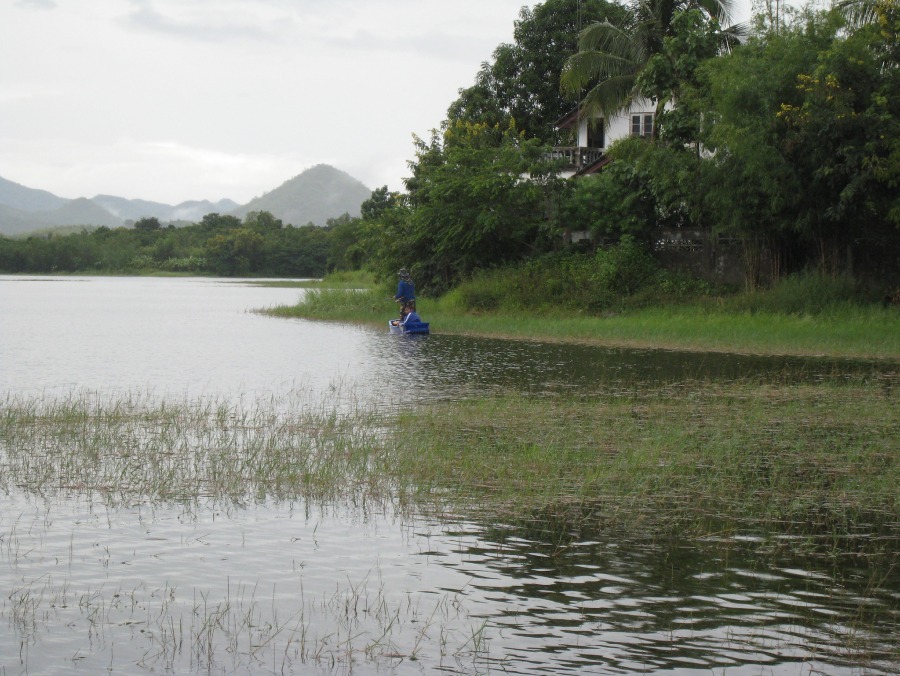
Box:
588 236 659 308
725 271 867 315
446 240 702 314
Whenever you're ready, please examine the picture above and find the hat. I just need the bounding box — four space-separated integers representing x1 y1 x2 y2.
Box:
398 268 410 279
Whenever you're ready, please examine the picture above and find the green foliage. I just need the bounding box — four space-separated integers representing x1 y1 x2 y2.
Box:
591 235 659 297
134 216 162 231
689 4 900 282
206 228 265 276
720 270 869 315
360 186 400 222
265 287 386 321
0 210 357 278
365 120 562 294
560 0 743 123
447 0 626 143
445 239 712 314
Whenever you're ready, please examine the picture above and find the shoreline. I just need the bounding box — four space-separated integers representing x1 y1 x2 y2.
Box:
264 300 900 362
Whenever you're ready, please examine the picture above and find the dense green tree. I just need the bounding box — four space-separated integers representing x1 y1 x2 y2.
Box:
206 228 265 276
448 0 626 143
360 186 401 221
774 8 899 272
390 120 562 293
244 210 284 231
689 4 899 283
323 213 366 272
560 0 743 125
134 216 162 231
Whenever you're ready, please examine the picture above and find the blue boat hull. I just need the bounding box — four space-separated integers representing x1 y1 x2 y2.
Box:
389 320 430 335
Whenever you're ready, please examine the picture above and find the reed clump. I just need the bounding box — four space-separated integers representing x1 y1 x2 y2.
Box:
4 376 895 536
264 287 387 323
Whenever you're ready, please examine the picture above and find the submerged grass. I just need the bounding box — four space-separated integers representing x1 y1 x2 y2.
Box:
2 378 896 535
0 391 393 508
387 379 899 533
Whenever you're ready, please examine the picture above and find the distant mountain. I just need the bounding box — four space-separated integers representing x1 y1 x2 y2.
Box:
0 199 122 235
50 198 123 227
0 203 45 236
90 195 174 221
0 165 370 236
230 164 371 226
89 195 240 222
170 198 239 222
0 175 69 213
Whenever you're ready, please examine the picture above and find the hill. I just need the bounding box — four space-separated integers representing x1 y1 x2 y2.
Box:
230 165 371 226
0 165 370 236
0 176 69 213
0 199 122 236
91 195 239 222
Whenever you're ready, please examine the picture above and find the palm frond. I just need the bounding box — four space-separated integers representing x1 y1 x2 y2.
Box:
834 0 881 28
581 74 641 120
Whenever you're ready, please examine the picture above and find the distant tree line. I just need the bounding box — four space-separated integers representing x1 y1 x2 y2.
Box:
0 211 363 277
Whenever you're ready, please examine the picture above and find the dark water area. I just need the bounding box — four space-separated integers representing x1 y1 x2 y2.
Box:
1 276 897 674
445 515 898 674
389 332 893 397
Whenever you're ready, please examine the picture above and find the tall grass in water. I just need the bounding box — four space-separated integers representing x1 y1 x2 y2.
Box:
3 379 895 533
263 287 389 323
386 378 899 533
1 560 489 673
0 391 394 507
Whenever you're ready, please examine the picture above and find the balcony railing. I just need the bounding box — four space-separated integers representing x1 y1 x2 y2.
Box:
547 146 604 169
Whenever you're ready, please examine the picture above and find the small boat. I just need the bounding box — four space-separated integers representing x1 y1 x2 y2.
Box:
389 319 430 335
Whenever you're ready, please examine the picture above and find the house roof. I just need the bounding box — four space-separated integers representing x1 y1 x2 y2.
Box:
554 108 579 129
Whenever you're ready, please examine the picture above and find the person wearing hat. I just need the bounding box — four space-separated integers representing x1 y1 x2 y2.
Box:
394 269 416 320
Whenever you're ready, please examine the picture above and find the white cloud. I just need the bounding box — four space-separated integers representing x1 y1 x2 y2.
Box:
15 0 57 9
0 0 759 205
121 0 280 42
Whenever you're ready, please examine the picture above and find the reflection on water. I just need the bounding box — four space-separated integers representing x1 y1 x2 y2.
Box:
381 332 891 397
1 495 895 675
1 276 897 674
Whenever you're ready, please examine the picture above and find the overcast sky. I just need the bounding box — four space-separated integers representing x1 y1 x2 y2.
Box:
2 0 755 206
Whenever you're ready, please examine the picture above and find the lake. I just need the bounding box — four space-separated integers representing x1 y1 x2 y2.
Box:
1 275 896 674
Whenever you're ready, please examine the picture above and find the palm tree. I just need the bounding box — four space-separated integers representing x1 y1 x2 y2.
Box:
560 0 744 124
834 0 882 28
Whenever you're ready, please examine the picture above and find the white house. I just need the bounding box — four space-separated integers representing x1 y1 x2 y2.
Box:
551 99 657 178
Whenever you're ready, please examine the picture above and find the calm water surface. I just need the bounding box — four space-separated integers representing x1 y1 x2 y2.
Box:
1 276 896 674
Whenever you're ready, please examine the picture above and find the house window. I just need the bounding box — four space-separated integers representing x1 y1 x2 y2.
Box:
630 113 654 138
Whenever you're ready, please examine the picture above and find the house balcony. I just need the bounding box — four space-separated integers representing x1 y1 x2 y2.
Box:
547 146 605 175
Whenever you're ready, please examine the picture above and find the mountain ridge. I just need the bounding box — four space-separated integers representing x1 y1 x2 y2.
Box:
0 165 371 236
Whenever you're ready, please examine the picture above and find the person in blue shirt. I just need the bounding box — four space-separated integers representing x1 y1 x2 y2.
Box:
400 304 421 325
390 302 421 329
394 268 415 320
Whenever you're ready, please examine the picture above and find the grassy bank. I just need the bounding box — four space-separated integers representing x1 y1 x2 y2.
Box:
263 285 900 360
2 379 896 535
